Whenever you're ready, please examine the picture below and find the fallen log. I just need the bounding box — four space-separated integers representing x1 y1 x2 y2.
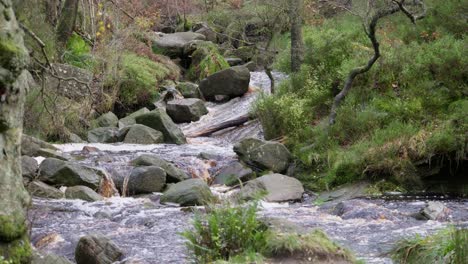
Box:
185 114 250 137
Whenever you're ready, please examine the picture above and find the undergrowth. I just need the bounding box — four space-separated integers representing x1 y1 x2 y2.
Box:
253 0 467 191
391 227 468 264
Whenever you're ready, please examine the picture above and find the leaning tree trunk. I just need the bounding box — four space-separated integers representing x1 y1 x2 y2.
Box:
57 0 79 45
0 1 32 263
290 0 304 72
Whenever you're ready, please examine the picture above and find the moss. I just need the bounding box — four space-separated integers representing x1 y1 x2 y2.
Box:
264 229 356 263
0 39 26 68
188 42 229 81
118 53 173 107
0 235 31 264
0 215 27 242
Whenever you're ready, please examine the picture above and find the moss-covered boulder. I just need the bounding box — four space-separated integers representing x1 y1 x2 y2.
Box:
27 181 64 199
176 82 202 99
95 112 119 128
160 179 214 206
38 158 103 189
239 174 304 202
131 154 190 183
166 98 208 123
135 109 187 144
187 41 230 81
152 32 206 57
87 127 120 143
118 108 150 128
199 66 250 100
127 166 167 195
234 138 292 173
65 186 103 202
75 235 123 264
123 124 164 144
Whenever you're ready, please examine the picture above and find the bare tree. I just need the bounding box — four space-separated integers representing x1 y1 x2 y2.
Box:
290 0 304 72
329 0 426 125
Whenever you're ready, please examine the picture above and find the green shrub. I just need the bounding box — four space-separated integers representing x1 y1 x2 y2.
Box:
391 227 468 264
63 33 95 70
182 202 268 263
188 42 229 81
117 53 173 107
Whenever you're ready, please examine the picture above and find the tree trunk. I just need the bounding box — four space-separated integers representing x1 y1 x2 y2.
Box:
57 0 79 45
290 0 304 72
0 0 32 263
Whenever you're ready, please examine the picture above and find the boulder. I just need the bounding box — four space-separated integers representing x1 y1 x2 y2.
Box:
193 23 217 43
160 179 213 206
38 158 102 189
199 66 250 100
135 109 187 144
239 174 304 202
176 82 201 99
131 154 190 183
68 132 87 143
27 181 64 199
234 138 291 173
123 124 164 144
75 234 123 264
88 127 120 143
166 99 208 123
95 112 119 128
31 251 73 264
21 134 58 156
415 201 449 220
45 63 93 100
213 161 254 186
22 156 38 179
152 32 206 57
65 186 103 202
127 166 167 194
118 108 150 128
35 148 68 161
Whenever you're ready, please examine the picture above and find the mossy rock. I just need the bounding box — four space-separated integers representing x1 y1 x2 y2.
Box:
0 235 31 264
187 41 230 81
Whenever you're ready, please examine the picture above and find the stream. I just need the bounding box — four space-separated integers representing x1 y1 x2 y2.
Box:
29 72 468 264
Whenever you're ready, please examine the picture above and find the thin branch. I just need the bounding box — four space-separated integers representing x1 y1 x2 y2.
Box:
107 0 135 20
19 23 54 70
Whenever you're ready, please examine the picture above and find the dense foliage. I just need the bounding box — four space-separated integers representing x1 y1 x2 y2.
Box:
255 0 467 192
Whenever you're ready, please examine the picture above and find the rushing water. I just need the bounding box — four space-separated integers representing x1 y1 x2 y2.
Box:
30 72 468 263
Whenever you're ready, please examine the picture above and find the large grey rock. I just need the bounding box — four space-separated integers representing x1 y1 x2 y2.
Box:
27 181 64 199
199 66 250 100
239 174 304 202
135 109 187 144
416 201 449 220
88 127 120 143
32 251 73 264
160 179 213 206
131 154 190 183
38 158 102 189
75 234 123 264
194 23 217 43
45 63 93 100
65 186 103 202
95 112 119 128
152 32 206 57
166 98 208 123
234 138 291 173
123 124 164 144
127 166 166 194
118 108 150 128
21 134 58 156
22 156 38 179
176 82 201 99
213 161 254 186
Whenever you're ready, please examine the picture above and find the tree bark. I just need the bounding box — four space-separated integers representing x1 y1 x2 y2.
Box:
57 0 79 45
290 0 304 72
0 0 32 262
